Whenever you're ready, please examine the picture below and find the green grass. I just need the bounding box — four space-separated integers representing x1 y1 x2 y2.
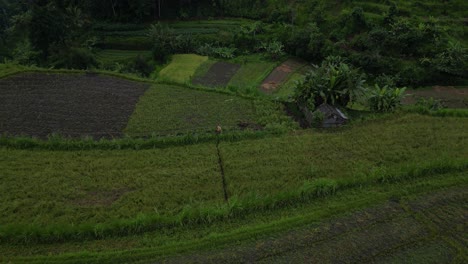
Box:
274 72 304 99
0 63 29 79
124 84 261 137
157 54 208 84
1 114 467 234
221 114 468 198
228 60 276 89
1 172 465 262
0 145 221 227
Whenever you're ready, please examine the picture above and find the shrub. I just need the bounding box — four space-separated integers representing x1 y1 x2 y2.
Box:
433 41 468 77
259 41 285 60
213 46 237 59
12 40 40 66
294 57 366 109
367 84 406 113
374 74 399 88
195 43 237 59
311 110 324 128
49 47 97 70
122 55 154 77
397 63 428 86
409 97 445 114
196 43 215 56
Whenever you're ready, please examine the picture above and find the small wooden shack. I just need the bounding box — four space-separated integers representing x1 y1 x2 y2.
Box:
301 103 348 128
313 104 348 127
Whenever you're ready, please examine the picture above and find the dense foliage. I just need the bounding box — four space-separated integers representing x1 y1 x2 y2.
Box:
367 84 406 113
1 0 467 85
294 57 366 109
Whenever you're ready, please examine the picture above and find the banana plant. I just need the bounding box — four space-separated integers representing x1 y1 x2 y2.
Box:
367 84 407 112
294 57 366 110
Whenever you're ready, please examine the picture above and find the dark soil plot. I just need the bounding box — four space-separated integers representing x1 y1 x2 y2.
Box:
192 62 240 88
403 86 468 108
0 73 148 138
260 59 305 93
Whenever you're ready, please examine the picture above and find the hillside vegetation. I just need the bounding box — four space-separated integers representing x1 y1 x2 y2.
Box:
0 1 467 262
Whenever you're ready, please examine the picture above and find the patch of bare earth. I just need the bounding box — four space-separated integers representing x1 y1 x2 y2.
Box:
260 59 306 93
403 86 468 108
0 73 149 139
160 187 467 263
192 62 240 88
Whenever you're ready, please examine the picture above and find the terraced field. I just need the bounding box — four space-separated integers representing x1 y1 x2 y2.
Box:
0 72 281 138
260 59 306 93
403 86 468 109
0 171 465 263
0 73 149 138
163 186 467 263
96 49 151 64
0 70 467 263
125 84 260 137
192 61 241 88
158 54 208 83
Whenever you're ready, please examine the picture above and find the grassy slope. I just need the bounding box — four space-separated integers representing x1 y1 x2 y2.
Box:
124 84 259 137
1 172 465 262
222 114 467 197
0 145 221 225
1 114 466 227
157 54 208 83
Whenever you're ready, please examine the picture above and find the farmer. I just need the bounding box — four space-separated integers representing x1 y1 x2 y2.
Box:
216 125 222 134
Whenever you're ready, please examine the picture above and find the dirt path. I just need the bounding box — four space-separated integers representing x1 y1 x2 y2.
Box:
161 187 467 263
403 86 468 108
0 73 149 139
193 62 241 88
260 59 306 93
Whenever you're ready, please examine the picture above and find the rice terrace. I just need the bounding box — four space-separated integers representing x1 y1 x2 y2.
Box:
0 0 467 263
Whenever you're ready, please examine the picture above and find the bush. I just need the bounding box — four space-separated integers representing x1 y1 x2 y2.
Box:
412 97 445 113
213 46 237 59
49 47 97 70
282 23 325 61
433 41 468 77
374 74 399 88
294 57 366 109
311 110 324 128
259 41 285 60
195 43 237 59
122 55 154 77
12 40 40 66
397 63 428 86
367 84 406 113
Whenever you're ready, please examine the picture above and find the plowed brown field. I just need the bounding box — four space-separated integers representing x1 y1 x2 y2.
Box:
0 73 148 138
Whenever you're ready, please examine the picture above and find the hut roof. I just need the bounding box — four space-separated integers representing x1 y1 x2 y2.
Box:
316 104 348 120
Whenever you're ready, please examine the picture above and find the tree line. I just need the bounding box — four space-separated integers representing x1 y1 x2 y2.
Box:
0 0 466 86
